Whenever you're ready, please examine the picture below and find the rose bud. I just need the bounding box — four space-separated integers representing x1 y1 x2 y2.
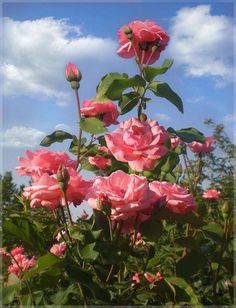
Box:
139 113 147 122
96 192 111 215
221 200 230 220
56 164 70 192
65 63 82 82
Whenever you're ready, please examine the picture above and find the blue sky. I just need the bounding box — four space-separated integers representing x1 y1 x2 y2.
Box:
1 1 235 190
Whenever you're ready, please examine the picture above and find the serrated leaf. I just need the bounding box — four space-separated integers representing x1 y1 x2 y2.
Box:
148 81 183 113
118 92 140 115
168 127 205 143
40 130 73 147
80 117 107 134
95 72 128 101
69 137 86 155
80 243 99 261
143 58 174 82
106 75 146 100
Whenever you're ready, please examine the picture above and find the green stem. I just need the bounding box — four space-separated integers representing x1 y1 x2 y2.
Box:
77 282 87 307
106 264 114 283
74 89 83 170
63 191 73 225
107 215 113 241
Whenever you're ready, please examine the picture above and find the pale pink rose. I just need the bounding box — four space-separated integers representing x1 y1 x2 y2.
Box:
81 99 119 126
23 168 92 210
149 181 197 213
7 250 36 277
50 243 67 256
171 137 180 149
16 150 76 181
56 231 66 242
0 248 10 257
187 136 216 153
144 273 155 283
11 247 25 256
87 170 153 224
117 19 169 64
105 118 169 172
132 272 140 286
88 156 112 170
65 63 81 82
98 146 111 154
203 189 221 200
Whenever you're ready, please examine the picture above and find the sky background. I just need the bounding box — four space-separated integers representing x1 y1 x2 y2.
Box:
0 1 235 218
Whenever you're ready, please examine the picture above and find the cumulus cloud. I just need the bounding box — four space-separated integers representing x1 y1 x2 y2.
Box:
1 17 123 105
54 123 73 132
168 5 234 82
223 114 236 123
0 126 46 148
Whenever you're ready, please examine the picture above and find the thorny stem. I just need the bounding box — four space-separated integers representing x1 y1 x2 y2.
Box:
74 89 83 170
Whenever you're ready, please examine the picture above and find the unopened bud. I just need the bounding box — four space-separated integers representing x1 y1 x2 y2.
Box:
139 113 147 122
222 200 230 220
70 81 80 90
65 63 82 82
124 27 133 35
57 164 70 192
97 193 111 215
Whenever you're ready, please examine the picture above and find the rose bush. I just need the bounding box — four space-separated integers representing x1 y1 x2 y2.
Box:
1 18 233 308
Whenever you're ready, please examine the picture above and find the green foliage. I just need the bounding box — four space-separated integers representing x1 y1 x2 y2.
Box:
168 127 205 143
143 58 174 82
80 117 107 134
40 130 74 147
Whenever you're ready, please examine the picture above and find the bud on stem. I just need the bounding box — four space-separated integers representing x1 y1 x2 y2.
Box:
57 164 70 193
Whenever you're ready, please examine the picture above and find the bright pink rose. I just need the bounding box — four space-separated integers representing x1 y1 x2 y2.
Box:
117 19 169 64
50 243 67 256
132 273 140 286
171 137 180 149
105 118 169 172
149 181 197 213
144 273 155 283
203 189 221 200
23 168 91 210
81 99 119 126
11 247 25 256
156 272 164 280
7 249 36 277
87 170 153 223
65 63 81 82
88 155 112 170
187 136 216 153
16 150 76 181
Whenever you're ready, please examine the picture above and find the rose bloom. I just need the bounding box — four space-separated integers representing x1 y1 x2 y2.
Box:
23 168 92 211
87 170 153 223
117 19 169 64
105 118 169 172
11 247 25 256
186 136 216 153
149 181 197 213
81 99 119 126
132 273 140 286
88 155 112 170
7 249 36 277
50 243 67 257
203 189 221 200
16 149 76 181
170 136 180 149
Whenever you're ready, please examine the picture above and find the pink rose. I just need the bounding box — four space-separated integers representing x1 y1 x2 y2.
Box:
149 181 197 213
132 273 140 286
144 272 155 283
156 272 164 280
87 170 153 223
50 243 67 256
117 19 169 64
171 137 180 149
187 136 216 153
11 247 25 256
203 189 221 200
88 155 112 170
65 63 81 82
16 150 76 181
23 168 91 210
81 99 119 126
105 118 169 172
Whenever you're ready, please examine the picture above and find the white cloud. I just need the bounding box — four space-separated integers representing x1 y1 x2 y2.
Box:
185 96 205 104
168 5 234 82
155 112 171 122
54 123 72 132
1 17 122 105
0 126 45 148
223 114 236 123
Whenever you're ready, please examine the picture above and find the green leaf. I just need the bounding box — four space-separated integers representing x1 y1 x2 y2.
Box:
118 92 140 115
168 127 205 143
80 117 107 134
176 251 205 279
80 243 99 261
3 284 20 305
148 81 183 113
143 58 174 82
95 72 128 101
202 223 224 243
140 219 163 242
65 263 93 284
174 237 200 251
69 137 86 155
40 130 73 147
21 294 33 306
166 277 201 306
106 75 146 100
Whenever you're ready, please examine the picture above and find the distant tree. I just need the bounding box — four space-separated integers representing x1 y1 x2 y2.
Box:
0 171 23 207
